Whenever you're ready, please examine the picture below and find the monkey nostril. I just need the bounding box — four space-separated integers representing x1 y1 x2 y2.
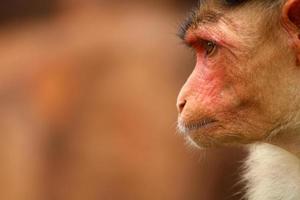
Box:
177 100 187 114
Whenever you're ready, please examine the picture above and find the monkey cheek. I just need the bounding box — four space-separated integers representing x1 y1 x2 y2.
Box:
177 85 265 147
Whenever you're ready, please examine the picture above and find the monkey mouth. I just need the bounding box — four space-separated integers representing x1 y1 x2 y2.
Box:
178 117 218 134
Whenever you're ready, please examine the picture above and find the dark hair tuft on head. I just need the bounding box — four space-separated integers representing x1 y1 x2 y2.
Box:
223 0 247 6
178 10 196 40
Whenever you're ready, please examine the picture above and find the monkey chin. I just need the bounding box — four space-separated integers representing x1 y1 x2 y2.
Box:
177 117 223 148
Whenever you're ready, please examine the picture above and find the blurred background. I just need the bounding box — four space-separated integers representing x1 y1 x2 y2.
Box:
0 1 247 200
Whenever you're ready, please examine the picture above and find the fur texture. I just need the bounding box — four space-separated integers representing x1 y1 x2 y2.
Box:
244 143 300 200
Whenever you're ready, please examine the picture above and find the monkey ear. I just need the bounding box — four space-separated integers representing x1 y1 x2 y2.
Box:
283 0 300 31
283 0 300 60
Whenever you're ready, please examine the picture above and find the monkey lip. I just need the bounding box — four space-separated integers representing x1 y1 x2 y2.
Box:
178 117 218 134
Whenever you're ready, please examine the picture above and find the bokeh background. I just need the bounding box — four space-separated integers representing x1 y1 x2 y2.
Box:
0 1 247 200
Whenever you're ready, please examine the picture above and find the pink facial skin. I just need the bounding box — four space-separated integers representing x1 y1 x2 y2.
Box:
177 24 243 138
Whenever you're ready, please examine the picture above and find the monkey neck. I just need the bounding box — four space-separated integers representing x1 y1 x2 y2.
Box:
244 143 300 200
242 129 300 200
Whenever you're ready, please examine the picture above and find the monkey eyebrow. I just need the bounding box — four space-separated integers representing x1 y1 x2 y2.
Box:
222 0 248 7
178 11 196 41
178 10 222 41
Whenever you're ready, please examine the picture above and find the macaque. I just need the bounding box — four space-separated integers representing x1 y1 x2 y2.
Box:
176 0 300 199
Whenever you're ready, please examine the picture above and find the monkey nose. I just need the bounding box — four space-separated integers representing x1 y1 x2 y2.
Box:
177 99 187 114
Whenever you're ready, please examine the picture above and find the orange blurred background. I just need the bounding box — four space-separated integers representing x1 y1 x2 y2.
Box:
0 1 246 200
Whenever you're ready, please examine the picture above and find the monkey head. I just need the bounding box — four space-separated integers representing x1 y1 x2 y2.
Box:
177 0 300 148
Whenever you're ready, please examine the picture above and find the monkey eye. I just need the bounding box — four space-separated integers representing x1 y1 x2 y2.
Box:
187 38 218 57
203 40 217 57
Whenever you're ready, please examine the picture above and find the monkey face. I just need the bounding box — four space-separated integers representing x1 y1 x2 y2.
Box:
176 46 274 147
176 1 300 148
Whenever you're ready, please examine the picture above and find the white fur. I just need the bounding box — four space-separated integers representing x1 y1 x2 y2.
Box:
243 143 300 200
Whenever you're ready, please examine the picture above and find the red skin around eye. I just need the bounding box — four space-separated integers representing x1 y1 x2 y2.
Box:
184 28 239 51
181 28 238 111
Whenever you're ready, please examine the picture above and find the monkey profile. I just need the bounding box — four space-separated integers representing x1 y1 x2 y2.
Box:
176 0 300 199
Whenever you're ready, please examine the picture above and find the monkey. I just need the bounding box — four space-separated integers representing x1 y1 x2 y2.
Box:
176 0 300 199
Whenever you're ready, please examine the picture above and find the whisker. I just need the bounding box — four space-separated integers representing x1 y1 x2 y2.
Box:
178 117 218 133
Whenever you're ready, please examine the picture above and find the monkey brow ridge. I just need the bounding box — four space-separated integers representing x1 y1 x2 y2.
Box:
178 9 221 41
178 0 241 40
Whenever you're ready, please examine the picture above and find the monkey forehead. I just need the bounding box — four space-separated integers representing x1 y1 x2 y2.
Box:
178 0 279 41
178 9 221 41
178 1 245 42
178 0 245 40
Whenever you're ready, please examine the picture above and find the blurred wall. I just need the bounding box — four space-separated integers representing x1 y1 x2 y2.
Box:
0 1 246 200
